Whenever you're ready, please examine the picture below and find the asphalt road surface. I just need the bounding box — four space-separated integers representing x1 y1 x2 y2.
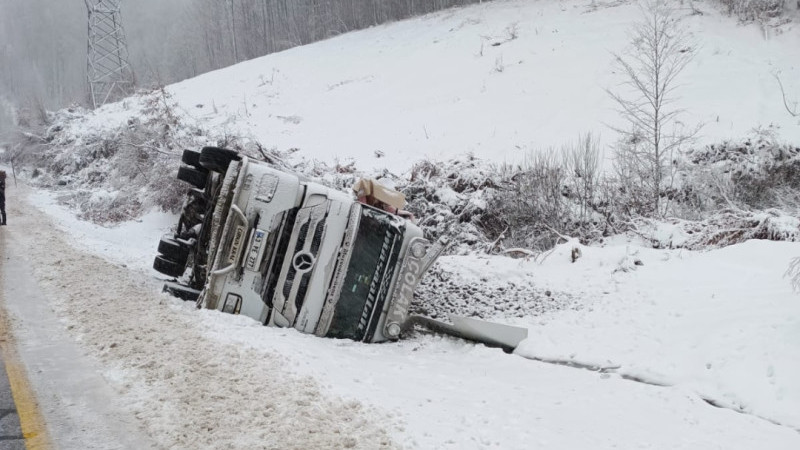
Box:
0 357 25 450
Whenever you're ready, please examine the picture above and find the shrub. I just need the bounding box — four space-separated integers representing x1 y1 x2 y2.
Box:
678 130 800 212
481 134 615 252
718 0 785 22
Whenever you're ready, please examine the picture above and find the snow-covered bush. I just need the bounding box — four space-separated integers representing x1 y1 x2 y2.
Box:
618 129 800 249
718 0 786 22
1 89 213 223
491 150 568 249
483 134 620 252
399 156 502 253
6 88 800 254
630 209 800 249
479 129 800 252
678 128 800 213
288 146 611 255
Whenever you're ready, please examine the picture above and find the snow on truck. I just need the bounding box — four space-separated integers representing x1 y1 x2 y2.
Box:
153 147 446 343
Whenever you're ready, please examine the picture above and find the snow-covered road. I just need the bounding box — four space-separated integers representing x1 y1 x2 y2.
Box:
0 182 396 449
2 179 799 449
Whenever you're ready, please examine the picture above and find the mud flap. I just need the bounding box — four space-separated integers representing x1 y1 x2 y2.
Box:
403 314 528 353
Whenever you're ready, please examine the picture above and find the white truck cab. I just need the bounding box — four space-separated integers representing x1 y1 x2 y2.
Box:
155 147 445 343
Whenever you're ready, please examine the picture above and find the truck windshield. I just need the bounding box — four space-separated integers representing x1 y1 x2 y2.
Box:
326 207 403 341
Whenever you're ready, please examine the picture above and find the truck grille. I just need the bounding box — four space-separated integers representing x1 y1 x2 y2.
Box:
294 220 326 310
281 220 310 300
262 208 298 312
273 202 328 324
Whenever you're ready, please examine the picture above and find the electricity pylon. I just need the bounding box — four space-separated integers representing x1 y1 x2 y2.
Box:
85 0 134 108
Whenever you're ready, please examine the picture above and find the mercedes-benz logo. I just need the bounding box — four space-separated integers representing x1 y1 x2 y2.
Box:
292 251 316 272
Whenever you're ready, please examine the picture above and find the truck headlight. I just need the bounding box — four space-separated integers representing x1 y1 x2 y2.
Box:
410 241 427 258
385 322 402 338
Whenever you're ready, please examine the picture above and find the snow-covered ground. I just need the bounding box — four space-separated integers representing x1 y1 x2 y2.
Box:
3 166 800 449
2 0 800 448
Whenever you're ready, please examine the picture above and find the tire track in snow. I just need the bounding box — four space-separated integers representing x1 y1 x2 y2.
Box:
4 184 399 450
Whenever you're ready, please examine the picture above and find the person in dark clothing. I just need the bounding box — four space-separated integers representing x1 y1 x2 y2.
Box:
0 170 6 226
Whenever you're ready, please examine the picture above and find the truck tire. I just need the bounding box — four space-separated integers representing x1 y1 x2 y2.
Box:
199 147 240 173
153 255 185 277
177 166 208 189
181 149 203 169
163 281 201 302
158 237 190 262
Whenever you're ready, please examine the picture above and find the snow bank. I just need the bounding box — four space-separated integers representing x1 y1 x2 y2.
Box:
516 239 800 430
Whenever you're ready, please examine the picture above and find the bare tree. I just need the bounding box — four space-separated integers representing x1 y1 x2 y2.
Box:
608 0 699 217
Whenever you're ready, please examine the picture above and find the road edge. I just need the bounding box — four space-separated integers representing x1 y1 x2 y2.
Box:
0 226 53 450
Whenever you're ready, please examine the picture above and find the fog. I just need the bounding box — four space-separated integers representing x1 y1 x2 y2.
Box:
0 0 486 138
0 0 188 135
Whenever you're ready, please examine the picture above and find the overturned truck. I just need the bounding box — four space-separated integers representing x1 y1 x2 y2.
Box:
154 147 446 343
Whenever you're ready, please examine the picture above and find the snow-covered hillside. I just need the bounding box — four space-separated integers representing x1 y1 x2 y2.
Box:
66 0 800 173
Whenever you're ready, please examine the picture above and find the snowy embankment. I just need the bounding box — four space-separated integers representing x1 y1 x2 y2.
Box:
3 172 794 448
517 240 800 430
20 158 800 435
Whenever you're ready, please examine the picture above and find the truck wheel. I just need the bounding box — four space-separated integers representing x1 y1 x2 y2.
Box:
199 147 240 173
153 255 186 277
181 149 203 169
162 281 201 302
177 166 208 189
158 237 190 262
